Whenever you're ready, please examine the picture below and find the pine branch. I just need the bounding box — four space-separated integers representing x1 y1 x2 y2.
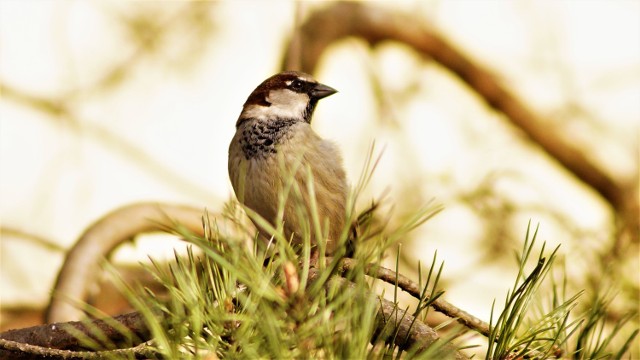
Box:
333 257 490 336
306 267 469 359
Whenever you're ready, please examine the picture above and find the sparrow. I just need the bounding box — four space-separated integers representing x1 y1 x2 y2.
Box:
228 71 348 255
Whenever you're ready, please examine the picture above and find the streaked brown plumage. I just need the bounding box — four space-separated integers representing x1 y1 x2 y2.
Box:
228 71 347 254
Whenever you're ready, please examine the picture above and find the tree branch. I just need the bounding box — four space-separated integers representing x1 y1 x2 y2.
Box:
0 311 155 359
283 2 637 246
46 202 206 323
334 257 491 337
6 265 471 359
308 267 469 359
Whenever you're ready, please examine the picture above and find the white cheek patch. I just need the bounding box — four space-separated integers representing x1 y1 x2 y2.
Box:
264 89 309 119
241 88 311 121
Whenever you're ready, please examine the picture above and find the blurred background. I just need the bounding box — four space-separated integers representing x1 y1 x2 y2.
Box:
1 0 638 353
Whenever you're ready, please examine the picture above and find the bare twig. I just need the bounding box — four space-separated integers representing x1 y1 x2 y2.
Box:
0 338 155 360
0 227 66 252
334 257 490 337
0 82 217 203
0 6 220 205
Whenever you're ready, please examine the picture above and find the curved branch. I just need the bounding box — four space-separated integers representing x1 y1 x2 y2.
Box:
46 202 206 323
284 2 637 244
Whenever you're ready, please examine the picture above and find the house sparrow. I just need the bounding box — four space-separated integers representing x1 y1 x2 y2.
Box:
228 71 348 255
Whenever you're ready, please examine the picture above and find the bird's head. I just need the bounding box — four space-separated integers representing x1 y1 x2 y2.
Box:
238 71 337 126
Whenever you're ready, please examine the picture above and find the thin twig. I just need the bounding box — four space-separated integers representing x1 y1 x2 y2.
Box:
333 257 491 337
0 338 155 360
307 267 469 359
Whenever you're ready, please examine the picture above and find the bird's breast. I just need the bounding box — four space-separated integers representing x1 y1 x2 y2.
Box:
237 118 298 160
228 120 348 253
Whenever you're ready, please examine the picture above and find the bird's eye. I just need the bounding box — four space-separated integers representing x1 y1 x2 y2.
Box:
290 79 304 91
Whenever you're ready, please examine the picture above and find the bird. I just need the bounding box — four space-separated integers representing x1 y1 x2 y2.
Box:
228 71 348 255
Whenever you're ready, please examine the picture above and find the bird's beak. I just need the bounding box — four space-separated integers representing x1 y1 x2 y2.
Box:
310 83 338 99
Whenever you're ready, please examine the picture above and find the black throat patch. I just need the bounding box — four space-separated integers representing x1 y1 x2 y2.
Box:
239 118 297 159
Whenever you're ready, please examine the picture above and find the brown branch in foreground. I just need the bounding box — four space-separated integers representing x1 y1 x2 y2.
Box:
334 257 491 337
46 202 206 323
4 267 469 359
283 2 638 247
0 339 154 360
0 311 155 360
332 258 561 359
